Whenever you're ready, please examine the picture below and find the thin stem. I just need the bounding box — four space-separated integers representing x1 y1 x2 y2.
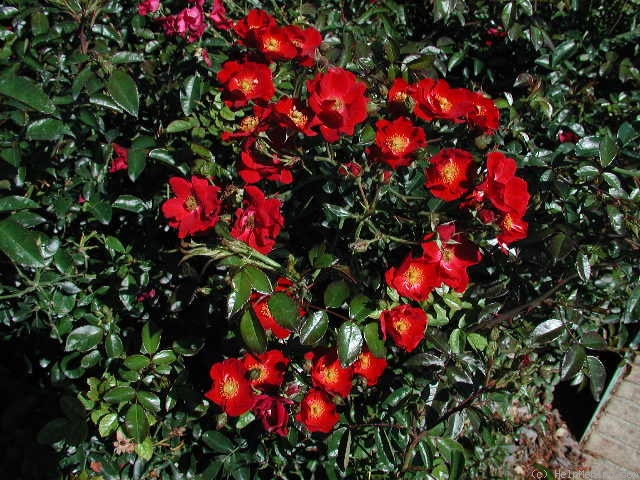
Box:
304 303 351 322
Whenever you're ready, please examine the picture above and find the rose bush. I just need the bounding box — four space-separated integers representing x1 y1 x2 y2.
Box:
0 0 638 479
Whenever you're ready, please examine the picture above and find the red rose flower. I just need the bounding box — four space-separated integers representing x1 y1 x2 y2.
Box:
252 395 292 437
477 152 530 217
273 97 318 136
217 60 275 108
370 116 427 169
242 349 290 392
337 161 363 177
255 26 298 62
497 212 529 245
411 79 472 123
305 349 354 398
385 254 439 302
379 304 428 352
110 143 129 173
138 0 160 16
284 25 322 67
250 278 302 339
205 358 255 416
425 148 476 201
221 105 272 141
558 130 579 143
307 68 369 142
161 176 222 239
210 0 232 30
231 186 284 254
353 349 388 386
159 4 207 43
296 388 340 433
466 92 500 134
421 223 483 293
238 139 294 185
233 9 277 47
387 78 414 114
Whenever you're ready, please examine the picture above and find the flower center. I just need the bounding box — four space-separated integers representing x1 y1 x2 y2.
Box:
391 91 407 103
289 108 308 128
385 134 410 155
221 377 239 398
441 160 460 185
256 301 272 319
502 213 514 231
309 399 325 419
263 37 281 52
404 264 424 285
330 98 345 112
250 365 267 382
184 195 199 212
442 247 454 263
359 354 371 369
323 366 339 383
393 317 410 334
240 115 259 132
435 94 452 112
238 76 258 95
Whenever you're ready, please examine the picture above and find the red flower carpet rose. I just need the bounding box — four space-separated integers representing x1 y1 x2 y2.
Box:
370 116 427 169
255 25 298 62
387 78 414 114
411 78 472 123
217 59 276 108
424 148 476 201
353 349 388 386
307 67 369 142
497 212 529 245
242 349 290 391
284 25 322 67
110 143 129 173
250 278 302 339
296 388 341 433
238 141 294 185
252 395 292 437
205 358 255 416
305 349 354 398
273 97 318 136
161 176 223 239
466 92 500 134
477 151 530 217
230 186 285 254
379 304 429 352
421 223 483 293
233 9 277 47
385 254 439 302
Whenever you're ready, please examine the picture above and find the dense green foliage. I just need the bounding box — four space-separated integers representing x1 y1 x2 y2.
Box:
1 0 639 479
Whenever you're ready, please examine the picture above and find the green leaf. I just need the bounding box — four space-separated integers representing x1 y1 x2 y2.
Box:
449 328 465 353
124 354 151 371
125 404 149 442
239 310 267 353
65 325 104 352
501 2 515 28
324 280 349 308
467 333 488 352
299 311 329 345
152 349 177 365
106 70 139 117
348 295 374 321
598 132 618 167
337 321 363 367
228 270 251 317
404 352 445 368
0 75 56 114
561 345 586 380
0 219 46 267
105 334 124 358
202 430 234 453
113 195 148 213
617 122 638 146
551 39 577 66
586 355 607 401
363 322 386 358
141 323 161 355
103 386 136 404
166 118 195 133
576 253 591 282
98 413 118 437
112 51 145 63
582 332 606 349
180 75 202 116
135 437 154 460
243 265 272 294
0 195 39 212
137 391 161 413
575 136 600 157
532 319 564 343
268 292 299 329
127 148 146 182
89 200 112 225
26 118 72 141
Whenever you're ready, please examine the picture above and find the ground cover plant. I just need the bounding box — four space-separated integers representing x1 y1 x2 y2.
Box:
0 0 639 479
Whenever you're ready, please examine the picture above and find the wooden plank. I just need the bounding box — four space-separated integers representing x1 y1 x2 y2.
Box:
626 360 640 386
615 379 640 402
604 396 640 427
584 454 640 479
583 431 640 473
596 414 640 446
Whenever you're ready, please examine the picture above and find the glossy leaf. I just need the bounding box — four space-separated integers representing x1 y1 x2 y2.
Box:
299 311 328 345
65 325 104 352
124 404 149 442
337 321 363 367
268 292 299 329
239 310 267 353
106 70 139 117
